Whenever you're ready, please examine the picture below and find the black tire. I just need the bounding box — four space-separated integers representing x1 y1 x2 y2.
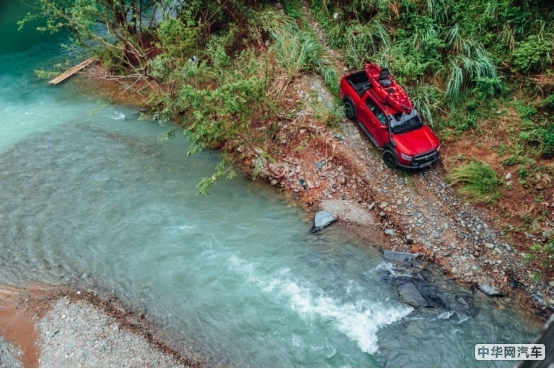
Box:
383 149 398 169
343 98 355 120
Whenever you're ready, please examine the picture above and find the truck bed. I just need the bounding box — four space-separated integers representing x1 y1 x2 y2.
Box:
345 71 371 96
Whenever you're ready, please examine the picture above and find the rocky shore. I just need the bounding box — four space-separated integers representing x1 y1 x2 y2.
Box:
0 287 202 368
229 1 554 321
239 71 553 321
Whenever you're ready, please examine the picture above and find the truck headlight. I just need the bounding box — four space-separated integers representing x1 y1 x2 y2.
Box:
401 153 413 161
437 145 441 152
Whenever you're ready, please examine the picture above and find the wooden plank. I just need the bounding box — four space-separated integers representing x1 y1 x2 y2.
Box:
48 58 95 85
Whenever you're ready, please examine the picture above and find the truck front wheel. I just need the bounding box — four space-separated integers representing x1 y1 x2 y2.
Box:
343 99 355 120
383 150 398 169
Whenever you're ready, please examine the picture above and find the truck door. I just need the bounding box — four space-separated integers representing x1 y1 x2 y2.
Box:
363 96 389 147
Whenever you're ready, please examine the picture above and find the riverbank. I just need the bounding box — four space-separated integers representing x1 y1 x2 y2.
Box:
75 44 554 319
0 68 546 368
0 285 203 367
237 70 553 322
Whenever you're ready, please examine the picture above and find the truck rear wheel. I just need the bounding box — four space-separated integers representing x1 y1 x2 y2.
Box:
343 99 355 120
383 149 398 169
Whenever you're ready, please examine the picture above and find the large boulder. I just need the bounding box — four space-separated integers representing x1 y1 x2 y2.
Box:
310 211 337 233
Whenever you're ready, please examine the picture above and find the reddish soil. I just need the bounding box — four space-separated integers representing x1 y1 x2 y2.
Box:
0 285 53 367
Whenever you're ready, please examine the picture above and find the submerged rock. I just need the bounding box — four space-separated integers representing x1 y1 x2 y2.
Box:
395 278 432 308
310 211 336 233
478 284 504 297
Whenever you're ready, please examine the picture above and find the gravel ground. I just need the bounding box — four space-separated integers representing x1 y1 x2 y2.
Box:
0 336 22 368
37 298 185 368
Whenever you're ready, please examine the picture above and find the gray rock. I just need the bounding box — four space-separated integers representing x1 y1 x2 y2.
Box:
533 294 545 306
396 279 432 308
320 200 375 225
310 211 337 233
383 250 419 263
385 229 395 236
478 284 504 297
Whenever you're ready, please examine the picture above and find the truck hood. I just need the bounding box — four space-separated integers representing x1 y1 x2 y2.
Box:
392 125 439 156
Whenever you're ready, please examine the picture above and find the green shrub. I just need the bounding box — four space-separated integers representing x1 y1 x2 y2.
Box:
447 161 502 203
282 0 302 19
511 35 552 73
541 94 554 109
520 124 554 157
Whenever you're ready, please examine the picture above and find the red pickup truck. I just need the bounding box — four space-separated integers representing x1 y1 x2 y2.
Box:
339 63 440 169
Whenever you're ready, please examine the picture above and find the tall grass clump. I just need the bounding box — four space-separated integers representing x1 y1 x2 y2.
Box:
447 161 502 203
270 26 323 77
270 23 340 97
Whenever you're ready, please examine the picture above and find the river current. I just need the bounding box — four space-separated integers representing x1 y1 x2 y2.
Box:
0 2 539 367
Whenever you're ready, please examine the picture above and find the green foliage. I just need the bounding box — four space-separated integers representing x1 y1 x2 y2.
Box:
541 94 554 109
196 155 237 196
309 0 554 135
270 26 323 77
270 22 340 97
282 0 302 19
405 84 441 127
511 35 552 73
326 17 390 69
156 18 200 59
447 161 502 203
520 124 554 157
147 45 280 194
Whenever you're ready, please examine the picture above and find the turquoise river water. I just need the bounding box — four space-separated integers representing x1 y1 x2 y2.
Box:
0 2 540 367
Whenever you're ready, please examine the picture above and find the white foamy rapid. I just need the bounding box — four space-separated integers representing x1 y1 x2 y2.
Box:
228 256 412 354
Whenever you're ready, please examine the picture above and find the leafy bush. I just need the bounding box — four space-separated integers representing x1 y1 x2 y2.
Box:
511 35 552 73
541 94 554 109
156 18 200 59
520 124 554 157
447 161 502 203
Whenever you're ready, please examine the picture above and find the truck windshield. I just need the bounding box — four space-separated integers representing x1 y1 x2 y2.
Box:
390 110 423 133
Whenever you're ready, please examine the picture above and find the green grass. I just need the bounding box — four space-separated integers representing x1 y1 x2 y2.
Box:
447 161 502 203
270 26 323 78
